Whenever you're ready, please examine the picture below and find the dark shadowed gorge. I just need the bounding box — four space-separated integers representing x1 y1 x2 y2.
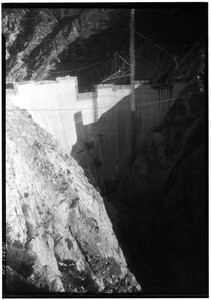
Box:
4 4 208 297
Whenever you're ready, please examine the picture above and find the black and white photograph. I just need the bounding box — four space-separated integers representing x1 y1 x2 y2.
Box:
2 2 208 297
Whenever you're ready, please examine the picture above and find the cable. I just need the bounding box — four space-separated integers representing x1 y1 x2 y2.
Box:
138 91 199 107
48 28 128 75
100 90 200 110
135 29 174 59
7 28 128 78
51 54 111 74
119 54 130 66
98 29 128 82
100 55 130 84
101 70 121 83
94 65 102 81
6 91 202 112
100 74 130 85
137 111 204 133
135 29 178 69
101 54 130 84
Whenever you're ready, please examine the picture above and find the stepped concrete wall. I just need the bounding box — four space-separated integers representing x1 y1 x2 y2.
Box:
8 77 78 153
72 82 185 183
7 77 142 153
7 76 185 181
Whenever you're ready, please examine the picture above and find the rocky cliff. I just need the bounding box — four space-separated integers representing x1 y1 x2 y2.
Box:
4 5 207 296
5 99 141 295
3 7 207 90
117 80 207 294
3 8 121 83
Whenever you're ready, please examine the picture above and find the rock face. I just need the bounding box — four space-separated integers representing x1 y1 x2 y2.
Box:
117 82 207 294
3 8 119 82
5 99 141 295
3 7 207 90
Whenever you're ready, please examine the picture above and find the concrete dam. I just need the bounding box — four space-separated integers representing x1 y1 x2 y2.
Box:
7 76 185 192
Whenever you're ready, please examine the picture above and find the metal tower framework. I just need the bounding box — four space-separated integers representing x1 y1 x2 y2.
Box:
130 8 136 161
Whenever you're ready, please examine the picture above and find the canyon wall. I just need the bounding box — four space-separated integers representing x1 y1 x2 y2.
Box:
5 99 141 295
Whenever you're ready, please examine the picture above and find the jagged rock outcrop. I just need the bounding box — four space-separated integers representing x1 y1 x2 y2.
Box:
3 8 119 82
3 7 206 90
5 99 141 295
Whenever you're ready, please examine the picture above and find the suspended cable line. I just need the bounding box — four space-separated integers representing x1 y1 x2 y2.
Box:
101 70 121 83
8 27 128 79
6 91 201 112
95 65 102 81
119 54 130 66
100 53 130 84
52 29 127 75
135 29 178 69
137 111 204 133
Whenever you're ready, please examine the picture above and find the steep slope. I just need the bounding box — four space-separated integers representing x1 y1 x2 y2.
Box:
3 6 207 90
3 8 120 82
4 5 207 296
117 80 207 294
5 99 141 295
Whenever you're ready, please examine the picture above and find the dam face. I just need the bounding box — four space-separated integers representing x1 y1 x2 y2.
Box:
7 76 185 188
